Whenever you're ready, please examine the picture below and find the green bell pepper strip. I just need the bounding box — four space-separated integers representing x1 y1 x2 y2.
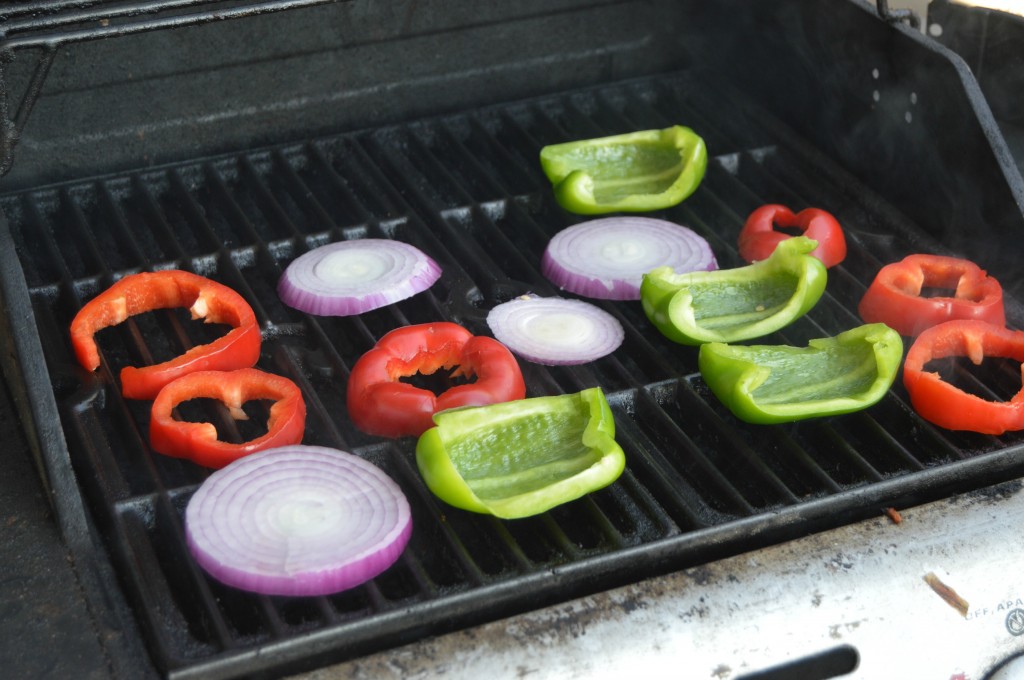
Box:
698 323 903 424
539 125 708 214
415 387 625 519
640 236 827 345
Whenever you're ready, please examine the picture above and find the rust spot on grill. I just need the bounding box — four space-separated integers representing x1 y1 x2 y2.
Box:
923 572 969 617
883 507 902 524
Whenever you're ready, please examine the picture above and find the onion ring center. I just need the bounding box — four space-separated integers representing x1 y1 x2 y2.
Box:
314 248 392 285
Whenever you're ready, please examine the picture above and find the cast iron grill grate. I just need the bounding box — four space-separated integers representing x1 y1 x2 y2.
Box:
4 70 1024 678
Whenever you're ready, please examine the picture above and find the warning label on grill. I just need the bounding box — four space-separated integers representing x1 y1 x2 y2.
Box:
1005 608 1024 636
964 598 1024 632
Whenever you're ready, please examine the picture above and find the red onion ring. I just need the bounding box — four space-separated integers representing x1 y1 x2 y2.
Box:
185 445 412 597
486 295 625 365
541 217 717 300
278 239 441 316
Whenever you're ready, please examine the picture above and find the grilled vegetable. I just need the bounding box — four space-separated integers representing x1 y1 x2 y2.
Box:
415 387 625 519
149 368 306 469
539 125 707 214
541 216 717 300
640 236 827 345
278 238 441 316
698 323 903 424
903 320 1024 434
347 322 526 438
858 253 1005 337
70 270 261 399
185 445 412 596
738 204 847 268
486 295 624 365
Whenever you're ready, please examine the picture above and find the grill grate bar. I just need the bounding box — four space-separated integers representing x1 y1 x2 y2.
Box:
431 121 550 274
638 81 747 155
309 139 409 224
95 181 155 275
60 187 116 285
493 108 558 185
21 192 83 305
237 155 311 245
385 440 491 587
109 500 234 663
305 143 386 229
462 115 540 197
680 377 803 508
822 426 888 484
129 174 192 265
485 518 542 572
269 150 344 239
640 383 758 517
358 135 510 296
847 411 931 471
774 430 846 495
611 407 710 531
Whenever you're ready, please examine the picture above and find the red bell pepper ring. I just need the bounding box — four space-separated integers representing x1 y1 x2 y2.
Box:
738 204 847 268
347 322 526 438
149 368 306 468
903 320 1024 435
70 270 262 399
858 254 1005 337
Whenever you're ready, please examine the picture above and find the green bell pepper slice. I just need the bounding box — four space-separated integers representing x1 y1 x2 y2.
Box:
698 323 903 424
539 125 708 214
415 387 625 519
640 236 827 345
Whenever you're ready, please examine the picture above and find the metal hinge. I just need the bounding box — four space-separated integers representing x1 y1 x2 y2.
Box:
875 0 924 30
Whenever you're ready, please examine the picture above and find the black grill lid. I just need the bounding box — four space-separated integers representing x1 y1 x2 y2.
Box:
4 69 1024 679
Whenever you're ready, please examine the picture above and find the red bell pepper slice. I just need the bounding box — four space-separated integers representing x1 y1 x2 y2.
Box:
903 320 1024 435
347 322 526 438
858 254 1005 337
70 270 262 399
149 368 306 468
738 204 847 268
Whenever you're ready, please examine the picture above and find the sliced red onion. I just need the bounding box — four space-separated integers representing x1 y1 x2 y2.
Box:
278 239 441 316
541 217 717 300
486 295 625 365
185 445 412 597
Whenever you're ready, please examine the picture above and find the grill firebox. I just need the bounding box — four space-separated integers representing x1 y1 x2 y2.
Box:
4 69 1024 678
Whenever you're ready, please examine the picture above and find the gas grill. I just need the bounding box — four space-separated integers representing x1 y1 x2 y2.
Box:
2 1 1024 678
